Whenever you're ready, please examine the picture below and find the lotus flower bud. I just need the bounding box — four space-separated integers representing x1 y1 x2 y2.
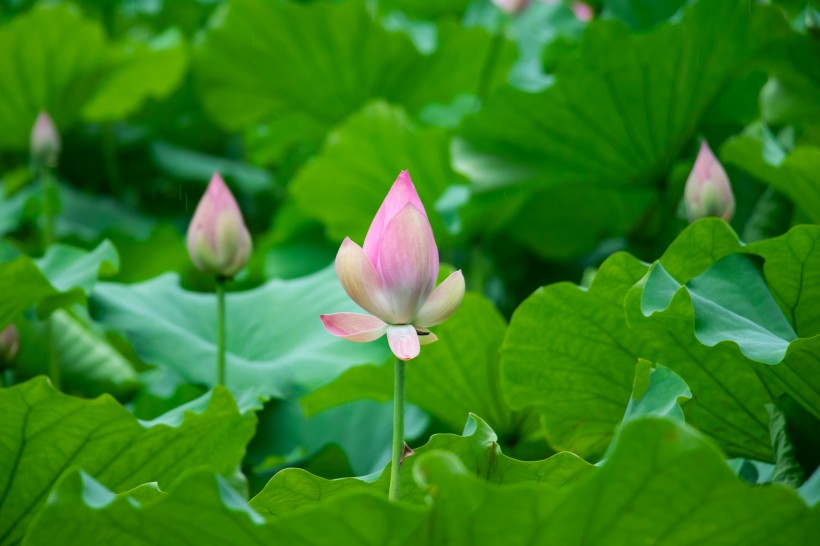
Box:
571 2 594 21
186 173 252 278
684 142 735 223
492 0 531 14
30 111 61 168
0 325 20 368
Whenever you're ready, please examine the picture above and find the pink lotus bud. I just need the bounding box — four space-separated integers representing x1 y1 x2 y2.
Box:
684 142 735 223
0 325 20 368
186 173 252 278
30 111 61 168
571 2 594 21
492 0 531 15
321 171 465 361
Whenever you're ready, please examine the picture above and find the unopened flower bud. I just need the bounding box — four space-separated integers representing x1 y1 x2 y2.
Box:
571 2 594 22
684 142 735 223
186 173 252 278
492 0 531 15
30 111 61 168
0 325 20 368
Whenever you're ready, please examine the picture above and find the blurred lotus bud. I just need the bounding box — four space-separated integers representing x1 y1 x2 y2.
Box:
0 325 20 368
186 173 252 278
684 142 735 223
492 0 531 15
30 111 61 168
571 2 594 21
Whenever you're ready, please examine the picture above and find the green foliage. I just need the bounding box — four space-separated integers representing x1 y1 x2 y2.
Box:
91 266 389 397
0 240 118 329
1 0 818 542
0 378 257 546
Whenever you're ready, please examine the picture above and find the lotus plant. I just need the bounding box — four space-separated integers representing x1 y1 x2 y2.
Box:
492 0 531 14
187 173 252 386
683 142 735 223
30 112 61 249
321 171 464 501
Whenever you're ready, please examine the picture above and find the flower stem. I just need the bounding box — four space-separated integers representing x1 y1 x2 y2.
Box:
389 356 406 502
216 277 227 386
41 169 57 248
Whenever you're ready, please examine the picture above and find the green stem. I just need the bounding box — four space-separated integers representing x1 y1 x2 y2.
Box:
389 357 406 502
42 170 56 248
216 278 227 386
477 29 505 99
46 317 61 390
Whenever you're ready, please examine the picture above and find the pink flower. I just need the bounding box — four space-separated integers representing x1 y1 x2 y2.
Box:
321 171 465 361
684 142 735 223
30 111 61 168
186 173 252 278
492 0 531 15
571 2 594 22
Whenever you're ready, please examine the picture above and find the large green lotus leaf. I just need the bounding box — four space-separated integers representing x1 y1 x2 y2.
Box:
0 378 257 546
0 240 118 329
414 417 819 545
625 222 820 418
749 225 820 338
250 413 592 517
502 221 784 461
458 0 791 259
723 135 820 224
0 5 188 149
90 266 390 397
194 0 511 134
379 0 472 19
290 101 464 248
24 469 429 546
628 254 796 365
302 293 528 438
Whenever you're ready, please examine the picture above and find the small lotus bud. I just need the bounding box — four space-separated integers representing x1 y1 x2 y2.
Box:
0 325 20 368
30 111 61 168
684 142 735 223
492 0 531 15
186 173 252 278
571 2 594 22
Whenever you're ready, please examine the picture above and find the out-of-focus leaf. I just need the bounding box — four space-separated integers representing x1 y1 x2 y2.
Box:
253 398 429 477
24 469 430 546
14 309 139 397
415 417 819 545
459 0 792 259
0 378 257 546
150 140 273 195
250 413 592 516
303 293 528 438
82 28 188 122
0 240 118 329
604 0 688 30
194 0 512 138
723 134 820 224
0 4 108 149
0 5 188 150
290 101 464 247
91 266 390 398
